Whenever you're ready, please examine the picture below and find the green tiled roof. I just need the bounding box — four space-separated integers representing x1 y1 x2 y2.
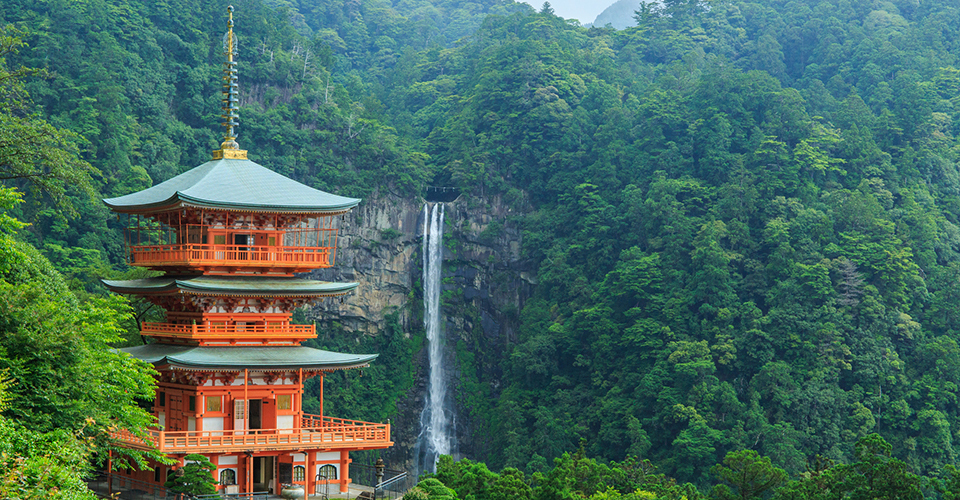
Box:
103 158 360 214
122 344 376 370
101 276 357 296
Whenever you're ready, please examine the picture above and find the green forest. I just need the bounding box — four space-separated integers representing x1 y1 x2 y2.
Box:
5 0 960 497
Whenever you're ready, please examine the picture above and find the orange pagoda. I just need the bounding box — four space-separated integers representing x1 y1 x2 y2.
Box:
102 7 391 496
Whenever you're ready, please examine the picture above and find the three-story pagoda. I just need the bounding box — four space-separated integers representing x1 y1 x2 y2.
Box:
103 7 391 495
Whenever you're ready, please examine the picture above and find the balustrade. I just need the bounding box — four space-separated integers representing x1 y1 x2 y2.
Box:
110 414 391 453
140 322 316 342
127 243 333 270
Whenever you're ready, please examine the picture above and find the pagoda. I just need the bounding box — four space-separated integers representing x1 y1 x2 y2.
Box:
103 7 391 496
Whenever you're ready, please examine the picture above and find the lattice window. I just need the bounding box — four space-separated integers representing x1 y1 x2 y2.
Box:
277 394 292 410
206 396 221 413
294 465 305 482
220 469 236 486
318 465 337 480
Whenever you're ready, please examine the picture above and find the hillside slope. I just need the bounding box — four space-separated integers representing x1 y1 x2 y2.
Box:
5 0 960 487
398 0 960 484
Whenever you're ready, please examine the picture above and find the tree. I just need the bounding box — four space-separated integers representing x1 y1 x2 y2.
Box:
939 464 960 500
0 373 99 500
492 467 533 500
404 478 457 500
0 187 161 474
836 434 923 500
0 26 98 218
634 2 664 27
836 257 865 307
711 450 787 500
0 213 140 499
164 453 218 495
774 435 923 500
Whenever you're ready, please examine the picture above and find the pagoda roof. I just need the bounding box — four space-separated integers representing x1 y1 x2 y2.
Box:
122 344 376 371
101 275 357 297
102 158 360 214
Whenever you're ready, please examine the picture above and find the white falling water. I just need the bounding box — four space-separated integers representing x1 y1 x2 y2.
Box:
415 203 452 475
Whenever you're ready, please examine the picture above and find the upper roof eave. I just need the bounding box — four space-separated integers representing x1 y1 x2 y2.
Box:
103 193 360 216
102 158 361 215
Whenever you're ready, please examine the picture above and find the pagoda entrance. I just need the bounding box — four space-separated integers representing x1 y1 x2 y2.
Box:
252 456 275 493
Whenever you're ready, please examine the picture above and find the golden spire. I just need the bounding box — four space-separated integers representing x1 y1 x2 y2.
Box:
213 5 247 160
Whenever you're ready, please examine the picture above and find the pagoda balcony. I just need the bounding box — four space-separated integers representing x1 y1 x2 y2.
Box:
126 243 334 273
110 415 391 454
140 322 316 344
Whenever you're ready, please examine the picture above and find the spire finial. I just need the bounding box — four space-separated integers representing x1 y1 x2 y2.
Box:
213 5 247 160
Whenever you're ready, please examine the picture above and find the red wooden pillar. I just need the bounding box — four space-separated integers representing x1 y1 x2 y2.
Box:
298 368 303 431
305 451 314 499
210 455 219 492
243 368 249 433
246 453 253 494
339 450 350 493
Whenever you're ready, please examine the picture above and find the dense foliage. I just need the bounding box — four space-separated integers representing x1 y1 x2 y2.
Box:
409 435 938 500
8 0 960 495
409 0 960 487
0 187 161 497
0 28 162 497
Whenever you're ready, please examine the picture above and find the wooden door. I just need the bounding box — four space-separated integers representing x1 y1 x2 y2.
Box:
169 395 182 431
233 399 245 435
234 234 250 260
249 399 262 431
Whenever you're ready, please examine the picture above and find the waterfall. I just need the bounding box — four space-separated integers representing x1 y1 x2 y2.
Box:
415 203 453 475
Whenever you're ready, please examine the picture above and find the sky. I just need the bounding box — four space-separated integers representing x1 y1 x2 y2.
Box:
522 0 611 24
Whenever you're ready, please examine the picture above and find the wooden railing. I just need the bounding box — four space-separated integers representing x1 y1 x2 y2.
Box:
127 244 333 269
301 414 385 429
140 322 316 342
110 414 391 453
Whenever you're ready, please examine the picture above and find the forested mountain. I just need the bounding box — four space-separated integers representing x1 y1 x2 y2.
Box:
399 0 960 486
594 0 642 29
6 0 960 496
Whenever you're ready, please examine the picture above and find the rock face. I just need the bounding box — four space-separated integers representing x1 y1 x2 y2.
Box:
308 191 534 470
311 196 424 336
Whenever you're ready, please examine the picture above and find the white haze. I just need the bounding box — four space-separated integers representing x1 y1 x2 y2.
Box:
522 0 611 25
